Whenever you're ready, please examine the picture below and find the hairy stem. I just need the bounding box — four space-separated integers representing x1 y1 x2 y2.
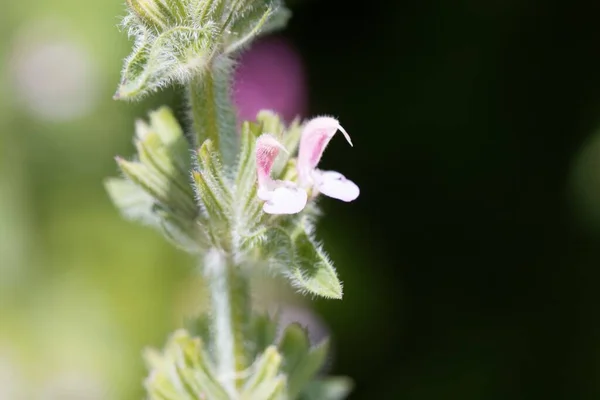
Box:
188 58 239 166
203 249 250 395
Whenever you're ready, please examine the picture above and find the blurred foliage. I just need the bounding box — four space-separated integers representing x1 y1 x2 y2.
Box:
0 1 192 398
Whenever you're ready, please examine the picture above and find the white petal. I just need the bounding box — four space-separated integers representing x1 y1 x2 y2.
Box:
257 186 272 201
263 185 308 214
316 170 359 202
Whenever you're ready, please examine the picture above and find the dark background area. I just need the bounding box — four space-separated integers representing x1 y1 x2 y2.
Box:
286 0 600 398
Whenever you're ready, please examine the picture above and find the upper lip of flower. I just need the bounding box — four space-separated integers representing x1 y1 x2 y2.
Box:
296 117 359 202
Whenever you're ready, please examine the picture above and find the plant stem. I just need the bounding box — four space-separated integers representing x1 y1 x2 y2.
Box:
190 55 247 396
204 249 250 396
188 58 239 166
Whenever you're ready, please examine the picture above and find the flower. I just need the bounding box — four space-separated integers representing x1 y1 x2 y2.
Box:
256 134 308 214
297 117 360 202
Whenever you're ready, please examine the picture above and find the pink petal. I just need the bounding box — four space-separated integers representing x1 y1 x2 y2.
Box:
255 135 307 214
315 170 359 202
255 134 287 187
297 117 352 185
262 184 308 215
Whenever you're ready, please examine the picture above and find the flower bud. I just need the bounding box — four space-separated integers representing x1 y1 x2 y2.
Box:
116 0 291 100
126 0 186 31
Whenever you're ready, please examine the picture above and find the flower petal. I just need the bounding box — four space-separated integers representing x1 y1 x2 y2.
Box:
315 171 359 202
262 184 308 214
297 117 352 185
255 134 287 187
256 134 307 214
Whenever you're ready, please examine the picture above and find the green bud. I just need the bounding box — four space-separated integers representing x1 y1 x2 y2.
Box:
117 0 291 100
277 323 334 400
126 0 182 31
115 26 218 100
242 346 284 396
247 312 279 361
105 107 207 252
144 314 352 400
144 330 230 400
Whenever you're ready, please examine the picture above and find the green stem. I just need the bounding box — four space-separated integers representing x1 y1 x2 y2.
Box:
188 59 239 166
203 249 250 395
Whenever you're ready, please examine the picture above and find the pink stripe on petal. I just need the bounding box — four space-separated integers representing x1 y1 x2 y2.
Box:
255 134 287 187
297 117 352 183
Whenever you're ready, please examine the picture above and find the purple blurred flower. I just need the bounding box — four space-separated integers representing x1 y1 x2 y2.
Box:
233 36 308 123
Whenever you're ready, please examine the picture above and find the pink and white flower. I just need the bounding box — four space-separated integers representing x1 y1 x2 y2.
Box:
297 117 359 202
255 134 307 214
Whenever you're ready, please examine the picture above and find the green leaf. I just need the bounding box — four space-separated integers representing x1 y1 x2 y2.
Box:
144 330 230 400
105 178 205 252
135 134 196 210
104 177 159 225
225 4 274 54
287 340 329 399
261 4 292 34
234 121 268 231
135 106 192 191
289 231 343 300
105 107 207 252
278 324 331 399
247 375 287 400
278 324 310 372
235 121 261 195
195 0 227 23
192 170 227 225
242 227 343 299
173 332 229 398
153 203 208 252
239 226 292 271
164 0 188 23
242 346 283 396
300 377 354 400
192 139 232 224
266 377 287 400
268 227 298 266
197 139 232 203
248 312 279 362
256 109 285 135
225 1 291 54
115 26 217 100
116 157 197 219
148 106 190 169
115 39 152 100
127 0 181 31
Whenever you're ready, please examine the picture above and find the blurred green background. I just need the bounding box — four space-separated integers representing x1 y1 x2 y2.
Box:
4 0 600 399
